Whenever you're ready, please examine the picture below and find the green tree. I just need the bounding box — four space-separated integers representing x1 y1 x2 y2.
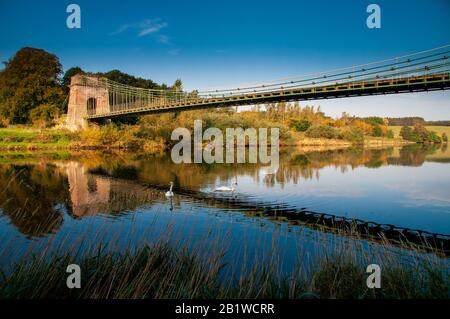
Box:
442 133 448 143
0 47 65 124
401 124 442 144
62 66 84 89
400 126 413 140
372 125 383 137
362 117 385 126
29 103 61 128
99 69 162 89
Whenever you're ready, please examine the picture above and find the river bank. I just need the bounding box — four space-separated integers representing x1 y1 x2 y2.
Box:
0 126 413 152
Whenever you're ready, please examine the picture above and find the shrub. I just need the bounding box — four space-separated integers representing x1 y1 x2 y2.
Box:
372 125 383 137
443 133 448 143
426 130 442 144
0 116 9 128
305 125 338 139
290 119 311 132
29 104 61 128
340 127 364 144
386 130 394 139
99 124 122 145
400 125 413 140
79 125 102 145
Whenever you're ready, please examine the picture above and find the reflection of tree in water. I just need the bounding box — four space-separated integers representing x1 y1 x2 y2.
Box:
0 144 447 237
389 144 440 166
78 145 444 190
0 164 68 237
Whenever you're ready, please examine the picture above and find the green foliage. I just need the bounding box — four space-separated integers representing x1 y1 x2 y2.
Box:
305 125 339 139
387 117 426 126
372 125 383 137
290 119 311 132
362 116 385 126
0 48 175 126
442 133 448 143
0 127 71 150
400 124 442 144
425 130 442 144
29 104 61 128
339 127 365 144
62 66 84 89
0 48 65 124
75 124 142 149
400 125 413 140
427 120 450 126
98 69 164 90
386 129 394 139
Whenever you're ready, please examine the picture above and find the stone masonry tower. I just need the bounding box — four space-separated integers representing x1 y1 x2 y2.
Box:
66 74 110 131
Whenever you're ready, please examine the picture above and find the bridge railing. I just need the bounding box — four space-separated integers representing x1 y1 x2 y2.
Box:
80 45 450 118
197 44 450 97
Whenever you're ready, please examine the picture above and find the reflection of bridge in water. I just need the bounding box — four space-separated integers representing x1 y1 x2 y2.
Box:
57 162 161 217
81 165 450 256
66 46 450 130
1 147 449 253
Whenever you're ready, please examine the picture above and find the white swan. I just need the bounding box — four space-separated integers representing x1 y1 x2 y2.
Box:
214 182 237 192
165 182 174 197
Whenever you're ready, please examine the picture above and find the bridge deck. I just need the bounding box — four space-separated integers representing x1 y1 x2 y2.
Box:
86 73 450 120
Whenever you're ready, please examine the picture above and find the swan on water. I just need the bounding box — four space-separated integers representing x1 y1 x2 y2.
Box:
165 181 174 197
214 182 237 192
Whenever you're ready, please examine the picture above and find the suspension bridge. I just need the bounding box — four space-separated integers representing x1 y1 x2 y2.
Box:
66 45 450 130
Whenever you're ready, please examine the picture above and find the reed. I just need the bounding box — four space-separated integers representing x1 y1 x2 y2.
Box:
0 233 448 299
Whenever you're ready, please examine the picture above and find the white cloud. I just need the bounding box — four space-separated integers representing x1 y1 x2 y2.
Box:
111 19 168 38
158 35 171 44
138 20 168 37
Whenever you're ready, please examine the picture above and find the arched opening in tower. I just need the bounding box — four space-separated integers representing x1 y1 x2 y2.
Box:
86 97 97 115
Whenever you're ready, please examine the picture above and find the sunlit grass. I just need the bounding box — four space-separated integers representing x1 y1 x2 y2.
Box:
0 127 71 150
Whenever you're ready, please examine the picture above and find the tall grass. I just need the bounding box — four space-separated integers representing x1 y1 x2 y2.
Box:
0 232 448 299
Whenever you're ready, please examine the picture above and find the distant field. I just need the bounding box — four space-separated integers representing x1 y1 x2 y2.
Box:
389 126 450 139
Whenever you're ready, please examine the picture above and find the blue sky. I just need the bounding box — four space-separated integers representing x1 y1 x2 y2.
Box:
0 0 449 119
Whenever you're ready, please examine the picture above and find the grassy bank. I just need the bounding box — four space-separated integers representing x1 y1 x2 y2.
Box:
0 127 71 150
0 123 406 152
1 242 448 299
0 107 410 151
0 126 166 152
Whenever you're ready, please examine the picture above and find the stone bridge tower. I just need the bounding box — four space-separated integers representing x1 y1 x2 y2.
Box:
66 74 110 131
